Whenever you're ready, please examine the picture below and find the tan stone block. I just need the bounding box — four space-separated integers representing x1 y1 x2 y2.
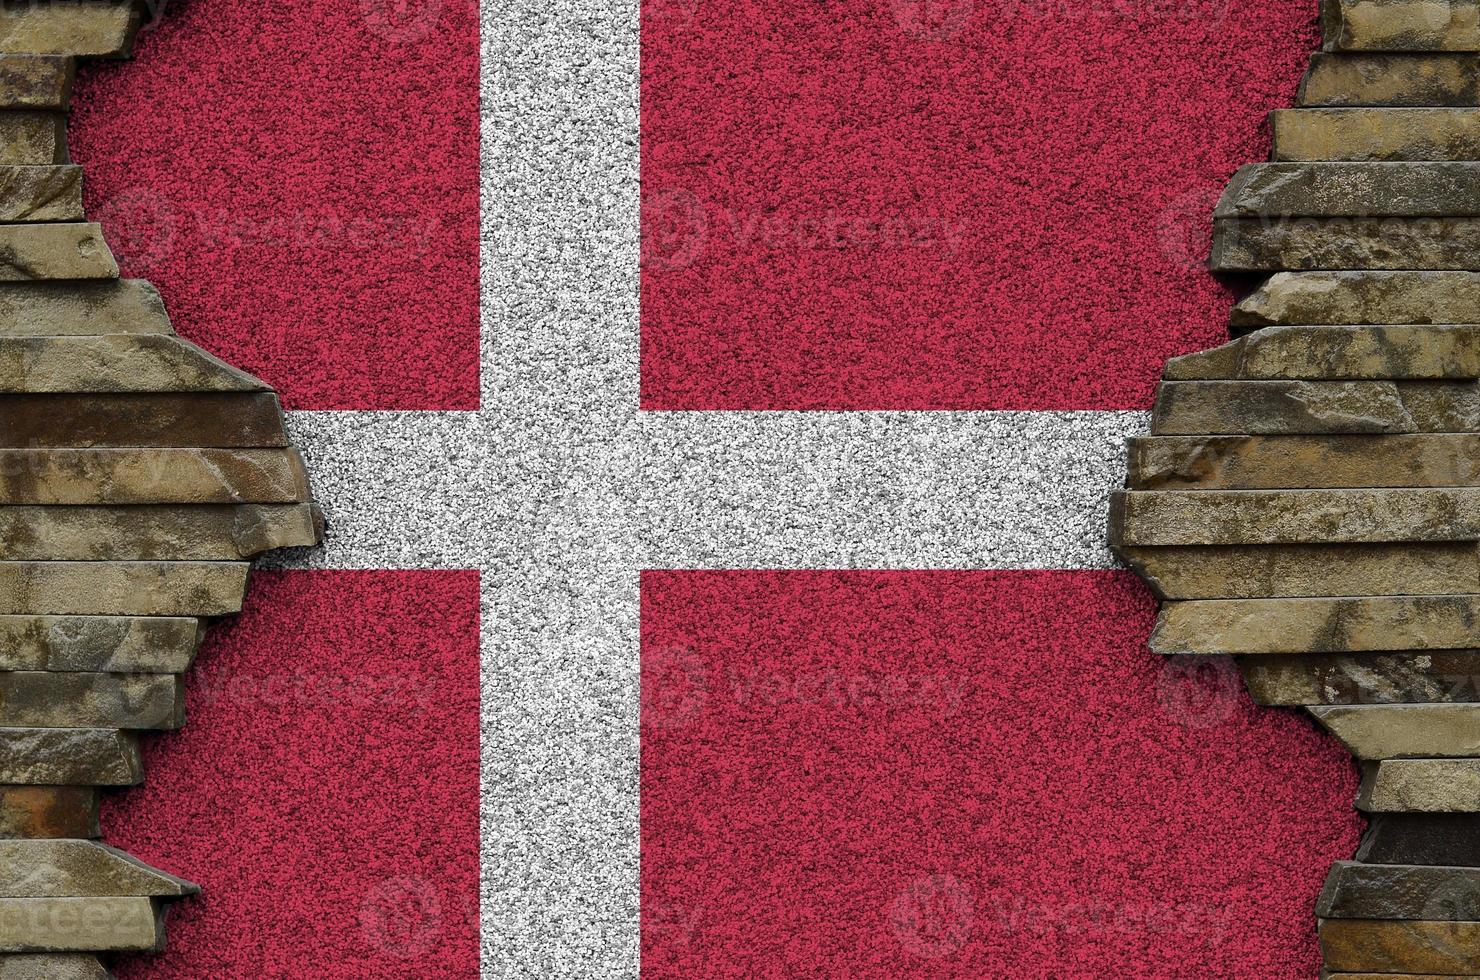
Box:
0 448 310 504
0 954 109 979
0 788 97 840
1214 217 1480 272
0 729 141 786
1233 272 1480 328
0 335 269 393
0 57 74 111
0 616 200 673
1128 434 1480 490
1152 381 1480 435
0 842 195 898
1166 326 1480 381
0 393 290 448
1321 917 1480 973
0 114 63 167
1273 108 1480 161
1120 543 1477 599
1151 595 1480 655
0 561 247 617
1300 52 1480 106
1360 759 1480 810
1312 703 1480 758
0 897 160 953
1218 163 1480 217
1242 650 1480 705
0 167 79 223
1323 0 1480 51
0 280 170 335
0 223 113 280
0 504 322 561
0 2 143 59
0 672 182 730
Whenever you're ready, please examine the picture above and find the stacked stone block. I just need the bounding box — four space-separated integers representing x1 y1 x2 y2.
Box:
0 4 321 976
1113 0 1480 973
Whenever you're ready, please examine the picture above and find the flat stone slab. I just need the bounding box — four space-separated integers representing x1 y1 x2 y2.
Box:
1128 434 1480 490
1300 53 1480 106
0 114 64 167
0 2 143 59
0 672 182 730
1358 812 1480 865
1152 381 1480 435
0 167 79 222
1234 272 1480 328
1242 651 1480 705
0 616 200 673
0 223 114 280
1361 759 1480 811
0 897 160 953
1152 595 1480 655
0 841 195 898
0 448 310 504
0 561 248 617
1119 543 1476 600
1323 0 1480 51
1312 703 1480 758
0 504 322 561
0 729 141 786
1274 108 1480 161
0 57 73 111
1165 326 1480 381
0 280 171 336
1321 917 1480 973
1213 217 1480 271
0 393 290 448
0 955 108 979
1320 861 1480 920
0 336 267 393
1218 163 1480 217
1112 488 1480 546
0 788 97 840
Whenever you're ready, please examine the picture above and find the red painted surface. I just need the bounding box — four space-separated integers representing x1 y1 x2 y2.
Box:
108 571 481 979
641 571 1362 977
641 0 1319 408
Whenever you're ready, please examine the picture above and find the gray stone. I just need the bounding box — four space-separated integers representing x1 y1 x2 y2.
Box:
0 223 113 280
1152 380 1480 435
1319 861 1480 920
0 842 196 898
0 729 141 786
1361 759 1480 811
0 788 97 840
0 504 322 561
1323 0 1480 51
0 336 268 393
0 616 200 673
1213 217 1480 272
0 561 248 617
1152 595 1480 655
1217 163 1480 217
0 672 182 730
1273 108 1480 160
1358 812 1480 865
1128 434 1480 490
0 954 109 979
1241 651 1480 705
0 114 63 167
0 57 74 111
1233 272 1480 328
1119 543 1478 599
1300 53 1480 106
0 167 80 222
0 448 310 504
0 3 143 59
0 897 161 953
1311 703 1480 758
0 280 171 336
1165 325 1480 381
1320 917 1480 974
0 394 290 448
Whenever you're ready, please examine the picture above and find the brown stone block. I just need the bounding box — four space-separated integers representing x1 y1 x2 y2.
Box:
0 788 97 840
0 616 200 674
0 448 310 504
0 335 269 392
1360 759 1480 811
0 954 109 979
1312 703 1480 758
0 841 196 898
1127 434 1480 490
0 729 141 787
1273 108 1480 161
1218 163 1480 217
1300 53 1480 106
1233 272 1480 328
0 57 74 112
1359 812 1480 865
1321 917 1480 973
1214 216 1480 272
0 167 79 223
0 279 170 336
1120 543 1478 599
0 223 113 280
0 896 161 953
1166 325 1480 381
1152 381 1480 435
0 2 143 59
0 393 290 448
0 561 248 617
1323 0 1480 51
1242 651 1480 705
1151 595 1480 655
1319 861 1480 920
0 504 322 561
0 114 63 167
0 672 182 730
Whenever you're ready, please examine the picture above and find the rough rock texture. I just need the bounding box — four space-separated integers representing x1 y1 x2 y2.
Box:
1273 108 1480 160
1299 53 1480 106
1234 271 1480 328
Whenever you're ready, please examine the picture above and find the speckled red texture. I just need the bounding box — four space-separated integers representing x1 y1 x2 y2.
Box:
69 1 480 410
105 571 481 978
641 571 1362 977
641 1 1320 409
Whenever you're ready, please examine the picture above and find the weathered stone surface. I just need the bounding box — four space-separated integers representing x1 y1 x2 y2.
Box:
1319 861 1480 920
0 616 200 673
1321 918 1480 973
0 897 160 953
0 842 195 898
1214 217 1480 271
1152 381 1480 435
1323 0 1480 51
1152 595 1480 655
1241 650 1480 705
1312 703 1480 758
0 504 322 561
1358 812 1480 865
0 336 267 393
0 2 143 59
1233 272 1480 328
1166 325 1480 381
0 167 80 223
1274 108 1480 161
0 279 170 336
0 393 289 448
0 448 309 504
1218 163 1480 217
0 561 247 617
0 58 74 112
0 223 114 281
0 672 182 730
1300 52 1480 106
1121 543 1476 600
0 114 63 167
0 788 97 840
1360 759 1480 811
1128 434 1480 490
1113 489 1480 546
0 729 141 786
0 954 109 979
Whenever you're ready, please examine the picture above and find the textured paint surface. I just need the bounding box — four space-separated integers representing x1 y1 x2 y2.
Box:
642 570 1362 977
641 1 1319 409
106 571 481 978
